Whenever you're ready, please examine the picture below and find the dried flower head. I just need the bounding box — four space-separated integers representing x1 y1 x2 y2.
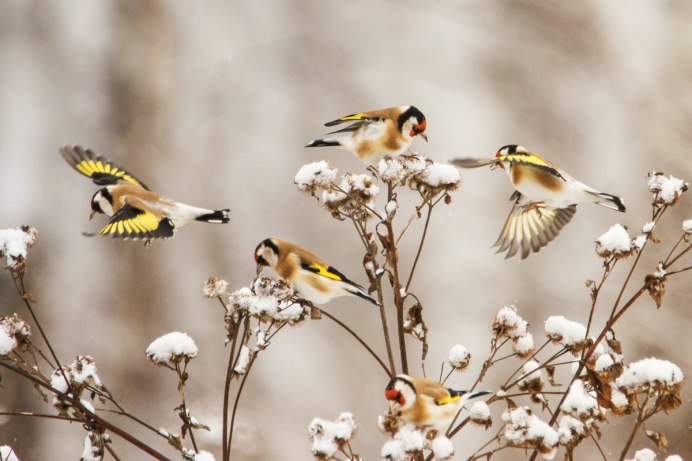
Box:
81 431 108 461
0 314 31 355
512 332 535 358
308 412 357 460
322 173 379 218
683 219 692 236
145 332 198 366
0 226 38 272
469 401 492 429
595 224 637 259
203 276 229 298
447 344 471 370
518 360 544 395
501 405 558 459
544 316 587 354
226 277 310 327
295 161 338 195
492 305 528 339
647 171 688 206
616 358 683 412
51 356 104 414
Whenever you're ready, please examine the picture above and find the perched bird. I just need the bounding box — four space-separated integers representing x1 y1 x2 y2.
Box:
60 145 230 244
306 105 428 165
385 375 489 428
254 238 379 306
452 145 626 259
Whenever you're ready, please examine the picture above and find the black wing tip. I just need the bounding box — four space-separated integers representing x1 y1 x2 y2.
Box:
349 288 380 307
306 139 340 148
196 209 231 224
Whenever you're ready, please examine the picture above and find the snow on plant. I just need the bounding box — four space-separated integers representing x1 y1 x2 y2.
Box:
0 226 37 273
647 172 688 206
469 401 492 429
308 412 358 460
51 356 104 414
501 405 559 460
146 332 198 366
544 316 587 353
447 344 471 370
0 314 30 356
595 224 636 258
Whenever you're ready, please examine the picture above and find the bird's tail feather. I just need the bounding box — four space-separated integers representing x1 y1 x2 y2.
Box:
196 209 230 224
306 139 340 148
591 192 626 212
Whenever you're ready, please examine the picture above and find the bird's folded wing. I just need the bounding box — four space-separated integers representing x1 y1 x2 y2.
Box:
98 204 174 240
450 157 498 168
325 120 368 135
494 202 577 259
60 145 150 190
301 262 348 282
324 112 384 127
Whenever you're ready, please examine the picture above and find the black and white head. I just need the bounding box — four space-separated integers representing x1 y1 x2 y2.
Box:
397 106 428 141
384 374 416 411
254 238 280 275
496 145 528 157
90 187 114 219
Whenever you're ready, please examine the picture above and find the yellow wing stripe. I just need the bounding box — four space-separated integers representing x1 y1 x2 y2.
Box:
436 395 460 405
308 263 343 281
74 160 142 186
99 211 160 236
339 113 366 121
499 154 551 168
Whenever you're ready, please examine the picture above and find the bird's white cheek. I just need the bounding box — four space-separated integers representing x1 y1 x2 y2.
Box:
99 198 114 216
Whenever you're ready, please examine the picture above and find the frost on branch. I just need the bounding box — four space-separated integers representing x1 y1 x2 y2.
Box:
647 172 688 206
308 412 358 460
0 226 37 272
544 316 587 354
50 356 104 415
146 332 198 366
447 344 471 370
501 406 558 460
0 313 31 356
0 446 20 461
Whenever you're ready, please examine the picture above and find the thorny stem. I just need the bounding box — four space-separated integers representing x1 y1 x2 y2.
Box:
321 309 391 377
222 312 244 461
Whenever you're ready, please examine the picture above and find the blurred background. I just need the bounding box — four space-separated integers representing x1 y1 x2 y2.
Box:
1 0 690 459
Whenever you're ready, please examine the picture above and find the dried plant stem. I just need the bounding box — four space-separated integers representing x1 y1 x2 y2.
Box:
226 315 251 458
618 392 653 461
177 361 198 453
321 309 391 376
222 313 245 461
405 200 435 292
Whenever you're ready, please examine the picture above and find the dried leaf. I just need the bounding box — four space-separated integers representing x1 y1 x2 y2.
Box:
645 274 666 308
310 305 322 320
645 429 668 451
545 365 560 387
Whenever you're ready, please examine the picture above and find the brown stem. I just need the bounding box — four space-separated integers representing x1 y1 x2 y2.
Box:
222 313 244 461
405 201 434 292
226 315 251 457
385 184 408 374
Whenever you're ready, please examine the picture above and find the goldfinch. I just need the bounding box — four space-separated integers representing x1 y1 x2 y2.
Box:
254 238 379 306
60 145 230 244
306 106 428 165
452 145 626 259
385 375 489 428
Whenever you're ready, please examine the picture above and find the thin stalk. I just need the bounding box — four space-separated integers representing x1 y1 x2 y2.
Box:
222 313 244 461
226 316 251 458
405 201 434 292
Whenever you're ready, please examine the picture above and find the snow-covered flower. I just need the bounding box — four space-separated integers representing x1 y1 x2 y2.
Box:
226 277 310 327
0 314 30 356
492 305 528 339
616 358 684 392
203 276 229 298
513 332 535 358
544 316 587 353
469 401 492 429
81 431 107 461
146 332 198 366
447 344 471 370
642 221 656 234
647 171 688 206
410 162 461 196
560 380 603 428
430 436 454 460
0 226 37 272
595 224 636 259
518 360 544 394
322 173 378 217
683 219 692 236
51 356 103 414
501 406 558 460
295 161 338 194
627 448 657 461
308 412 357 459
193 451 216 461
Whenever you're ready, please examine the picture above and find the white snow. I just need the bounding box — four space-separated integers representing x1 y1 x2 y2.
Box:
519 360 543 385
233 346 250 375
80 399 95 414
81 433 101 461
664 456 683 461
430 436 454 460
385 199 398 216
381 439 406 461
469 401 491 422
51 356 102 396
295 161 337 191
631 448 657 461
0 227 37 270
642 221 655 233
595 224 632 256
0 323 17 356
557 415 585 444
322 173 379 204
203 277 228 298
610 387 629 409
419 163 461 187
308 412 357 458
544 316 586 348
397 424 426 452
513 333 535 356
616 358 684 390
194 451 216 461
146 332 198 365
227 278 308 324
648 172 687 204
502 406 558 460
595 354 614 372
493 305 528 338
633 235 647 249
378 157 406 182
560 380 599 419
683 219 692 234
0 446 20 461
654 262 666 279
447 344 471 369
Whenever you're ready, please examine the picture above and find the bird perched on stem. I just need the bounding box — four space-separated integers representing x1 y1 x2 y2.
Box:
306 105 428 165
452 145 626 259
254 238 379 306
385 374 489 429
60 145 230 245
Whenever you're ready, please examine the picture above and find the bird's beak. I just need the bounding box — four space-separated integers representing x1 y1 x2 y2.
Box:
419 132 428 142
89 210 97 220
256 263 264 276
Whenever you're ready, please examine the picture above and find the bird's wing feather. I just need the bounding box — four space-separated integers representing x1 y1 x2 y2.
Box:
494 198 577 259
97 204 174 240
324 112 386 127
450 157 499 169
413 378 453 404
325 120 369 135
499 154 565 180
60 145 150 190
